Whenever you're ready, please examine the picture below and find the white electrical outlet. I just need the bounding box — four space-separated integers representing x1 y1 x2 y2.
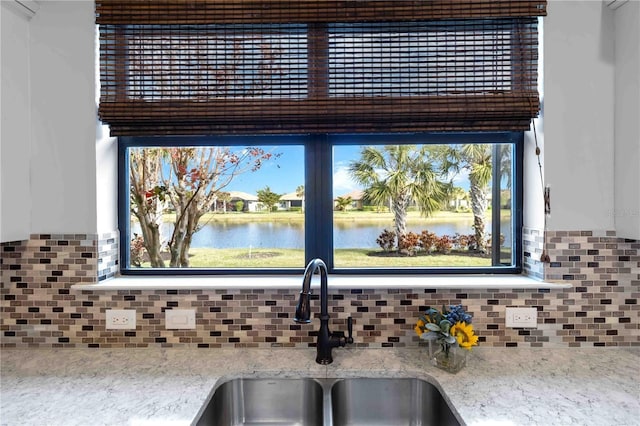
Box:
505 307 538 328
106 309 137 330
165 309 196 330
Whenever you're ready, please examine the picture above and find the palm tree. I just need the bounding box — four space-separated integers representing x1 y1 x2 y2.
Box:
349 145 443 250
335 196 353 212
436 145 493 253
212 191 231 213
296 185 305 212
443 185 469 211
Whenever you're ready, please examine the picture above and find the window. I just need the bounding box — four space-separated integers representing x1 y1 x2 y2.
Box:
119 132 522 274
331 135 521 271
101 1 543 275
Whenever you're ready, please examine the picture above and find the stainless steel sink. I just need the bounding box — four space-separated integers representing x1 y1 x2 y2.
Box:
194 378 324 426
193 377 462 426
330 378 461 426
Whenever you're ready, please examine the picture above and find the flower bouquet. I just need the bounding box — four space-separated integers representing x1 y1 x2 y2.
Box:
415 305 478 373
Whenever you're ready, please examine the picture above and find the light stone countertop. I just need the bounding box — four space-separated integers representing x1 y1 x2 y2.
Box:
1 347 639 426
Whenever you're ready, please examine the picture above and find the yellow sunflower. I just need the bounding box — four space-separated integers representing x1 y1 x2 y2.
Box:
414 319 425 337
450 321 479 350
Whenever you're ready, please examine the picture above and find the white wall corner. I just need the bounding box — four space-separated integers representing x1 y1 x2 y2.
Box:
605 0 629 11
1 1 39 20
613 0 640 239
1 1 32 242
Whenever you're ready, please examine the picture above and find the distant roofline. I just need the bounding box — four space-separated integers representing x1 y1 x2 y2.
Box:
227 191 259 201
337 189 364 200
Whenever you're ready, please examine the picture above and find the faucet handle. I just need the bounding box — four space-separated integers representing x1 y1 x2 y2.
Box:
346 316 354 344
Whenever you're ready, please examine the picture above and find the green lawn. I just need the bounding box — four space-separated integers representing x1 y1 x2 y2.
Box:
139 247 491 268
334 249 491 267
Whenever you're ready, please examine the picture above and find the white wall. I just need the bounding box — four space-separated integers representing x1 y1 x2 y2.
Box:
614 0 640 239
522 17 545 230
29 0 97 233
2 1 635 238
543 1 616 231
1 3 32 242
96 122 118 234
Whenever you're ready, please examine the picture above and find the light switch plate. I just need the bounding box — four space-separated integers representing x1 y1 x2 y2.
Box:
505 307 538 328
106 309 136 330
165 309 196 330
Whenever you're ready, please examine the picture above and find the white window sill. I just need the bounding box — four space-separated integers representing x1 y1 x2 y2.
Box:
72 275 571 291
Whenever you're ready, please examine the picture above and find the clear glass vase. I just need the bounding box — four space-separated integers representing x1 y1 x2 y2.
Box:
430 343 467 373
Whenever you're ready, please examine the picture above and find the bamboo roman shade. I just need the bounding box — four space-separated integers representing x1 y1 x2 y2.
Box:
96 1 546 136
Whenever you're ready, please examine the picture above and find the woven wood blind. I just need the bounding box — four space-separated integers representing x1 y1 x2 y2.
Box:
97 1 546 136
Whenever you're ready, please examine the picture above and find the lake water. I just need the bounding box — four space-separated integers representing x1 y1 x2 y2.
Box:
132 218 511 249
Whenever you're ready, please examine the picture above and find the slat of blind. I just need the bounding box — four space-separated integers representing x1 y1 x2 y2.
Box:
99 94 539 135
96 1 547 24
98 3 543 135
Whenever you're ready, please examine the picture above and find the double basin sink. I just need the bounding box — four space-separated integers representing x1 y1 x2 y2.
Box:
193 377 463 425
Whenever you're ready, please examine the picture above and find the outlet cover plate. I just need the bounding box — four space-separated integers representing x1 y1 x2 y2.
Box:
165 309 196 330
505 307 538 328
106 309 136 330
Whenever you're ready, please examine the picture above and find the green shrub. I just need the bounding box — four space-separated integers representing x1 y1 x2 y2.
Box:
363 205 389 213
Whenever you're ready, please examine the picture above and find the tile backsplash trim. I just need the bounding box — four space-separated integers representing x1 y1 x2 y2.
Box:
98 231 119 282
1 231 638 348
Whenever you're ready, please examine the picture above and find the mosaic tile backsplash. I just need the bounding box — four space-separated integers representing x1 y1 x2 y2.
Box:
1 231 638 348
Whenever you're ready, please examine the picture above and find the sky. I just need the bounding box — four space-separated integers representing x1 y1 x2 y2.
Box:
226 144 474 197
150 143 476 197
228 144 364 196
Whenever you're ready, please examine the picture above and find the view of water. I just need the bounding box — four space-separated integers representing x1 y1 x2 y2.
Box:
132 218 511 249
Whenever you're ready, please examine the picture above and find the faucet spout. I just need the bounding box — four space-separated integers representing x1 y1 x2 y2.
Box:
294 258 350 365
294 258 328 321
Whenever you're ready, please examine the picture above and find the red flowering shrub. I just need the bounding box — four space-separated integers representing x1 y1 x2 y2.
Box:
376 229 396 252
399 232 420 256
435 235 453 254
419 230 438 253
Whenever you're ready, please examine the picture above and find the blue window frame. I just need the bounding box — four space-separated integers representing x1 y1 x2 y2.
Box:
118 132 522 275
